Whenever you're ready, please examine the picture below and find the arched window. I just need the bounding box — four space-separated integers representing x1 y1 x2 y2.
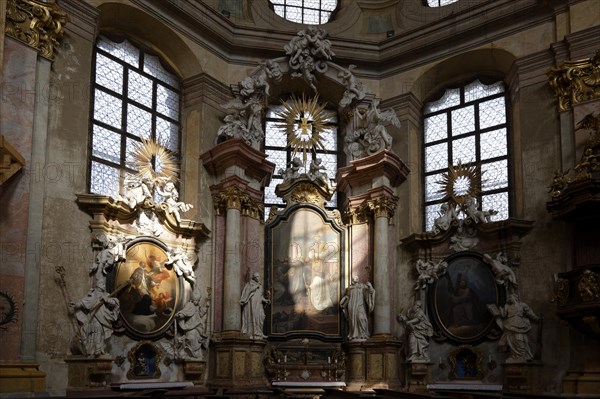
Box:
426 0 459 6
263 99 339 220
89 35 181 197
423 79 510 230
269 0 337 25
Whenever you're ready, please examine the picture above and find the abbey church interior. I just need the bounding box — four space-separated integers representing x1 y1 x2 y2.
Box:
1 0 600 397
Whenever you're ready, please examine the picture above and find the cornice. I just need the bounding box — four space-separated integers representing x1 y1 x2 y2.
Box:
183 72 231 109
59 0 99 42
382 92 422 126
507 48 555 90
126 0 563 79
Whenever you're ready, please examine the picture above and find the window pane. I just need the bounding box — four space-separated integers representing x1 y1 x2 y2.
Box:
425 142 448 172
320 127 337 150
424 88 460 114
303 8 320 24
322 0 337 11
479 97 506 129
451 105 475 135
424 113 447 143
94 89 122 129
144 54 178 88
265 121 288 147
265 178 285 205
481 160 508 191
157 84 180 120
97 38 139 67
425 173 445 202
425 204 440 231
128 70 153 107
480 128 507 160
482 192 509 220
126 104 152 139
156 116 179 151
286 6 303 23
90 161 120 197
465 79 504 102
95 53 123 94
92 125 121 164
126 138 141 170
319 153 337 182
452 136 475 165
266 149 287 175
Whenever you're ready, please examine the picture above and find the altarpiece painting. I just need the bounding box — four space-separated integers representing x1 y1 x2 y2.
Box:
267 206 344 340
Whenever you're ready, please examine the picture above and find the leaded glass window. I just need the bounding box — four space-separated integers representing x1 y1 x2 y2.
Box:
426 0 459 6
270 0 337 25
264 101 338 220
89 36 181 197
423 79 509 231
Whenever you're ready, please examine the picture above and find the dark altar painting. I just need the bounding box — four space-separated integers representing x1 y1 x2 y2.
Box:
113 240 180 338
267 207 343 339
430 253 501 343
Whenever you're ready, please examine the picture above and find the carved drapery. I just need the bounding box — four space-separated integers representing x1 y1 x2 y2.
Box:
547 50 600 111
212 186 263 220
5 0 68 60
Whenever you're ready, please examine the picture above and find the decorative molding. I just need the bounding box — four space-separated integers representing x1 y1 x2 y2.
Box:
5 0 68 60
183 72 232 109
58 0 99 42
547 50 600 111
368 196 397 219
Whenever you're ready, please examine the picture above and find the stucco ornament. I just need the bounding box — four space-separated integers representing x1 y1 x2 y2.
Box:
340 276 375 341
547 50 600 111
284 26 334 91
483 252 518 291
432 202 458 234
397 301 434 363
155 178 194 223
165 247 197 288
308 158 329 187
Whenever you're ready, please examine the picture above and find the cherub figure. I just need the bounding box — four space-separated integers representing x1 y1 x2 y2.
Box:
308 158 329 186
119 176 152 209
156 179 193 223
433 202 457 233
165 247 197 287
548 169 570 197
279 157 303 181
338 65 368 108
463 196 497 223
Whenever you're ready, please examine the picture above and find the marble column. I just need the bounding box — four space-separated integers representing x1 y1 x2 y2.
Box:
223 191 242 331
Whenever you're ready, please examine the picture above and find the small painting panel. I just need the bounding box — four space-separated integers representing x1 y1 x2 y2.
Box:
114 240 179 338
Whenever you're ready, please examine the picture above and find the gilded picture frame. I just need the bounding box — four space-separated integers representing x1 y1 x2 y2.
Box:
109 238 181 339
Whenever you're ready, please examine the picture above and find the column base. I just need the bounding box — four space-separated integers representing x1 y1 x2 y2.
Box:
0 362 46 393
210 333 269 389
343 335 402 391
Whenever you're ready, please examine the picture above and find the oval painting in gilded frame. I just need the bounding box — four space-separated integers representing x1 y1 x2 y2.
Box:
113 239 180 339
429 253 503 343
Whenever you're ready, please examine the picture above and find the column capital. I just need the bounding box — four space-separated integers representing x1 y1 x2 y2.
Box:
344 186 399 224
5 0 69 60
212 185 264 220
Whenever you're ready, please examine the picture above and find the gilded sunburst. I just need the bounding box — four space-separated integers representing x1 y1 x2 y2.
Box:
277 94 331 167
437 160 482 206
130 138 179 182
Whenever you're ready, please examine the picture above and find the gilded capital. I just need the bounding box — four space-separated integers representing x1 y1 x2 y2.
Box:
578 269 600 302
547 50 600 111
368 196 397 220
212 186 263 220
5 0 68 60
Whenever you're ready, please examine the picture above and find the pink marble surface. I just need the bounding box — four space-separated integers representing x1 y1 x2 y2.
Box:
350 223 371 282
213 215 225 332
0 39 37 278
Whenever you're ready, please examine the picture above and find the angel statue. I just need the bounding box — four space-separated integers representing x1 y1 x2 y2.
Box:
483 252 518 290
165 246 197 287
360 98 400 155
216 96 264 147
338 64 368 108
